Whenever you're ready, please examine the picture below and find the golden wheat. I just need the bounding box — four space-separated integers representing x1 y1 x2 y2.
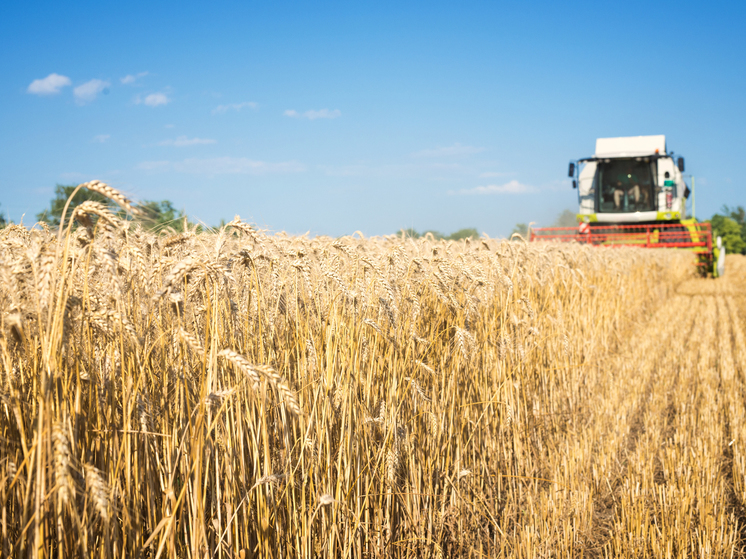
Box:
2 182 746 557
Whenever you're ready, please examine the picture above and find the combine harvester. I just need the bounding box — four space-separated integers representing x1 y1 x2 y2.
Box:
529 135 724 276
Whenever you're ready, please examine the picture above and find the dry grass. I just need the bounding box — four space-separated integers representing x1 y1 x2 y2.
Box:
1 182 744 557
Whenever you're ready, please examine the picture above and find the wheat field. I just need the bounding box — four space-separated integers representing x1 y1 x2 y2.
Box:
1 182 745 558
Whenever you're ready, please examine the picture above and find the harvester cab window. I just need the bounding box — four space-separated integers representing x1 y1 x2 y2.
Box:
596 158 656 213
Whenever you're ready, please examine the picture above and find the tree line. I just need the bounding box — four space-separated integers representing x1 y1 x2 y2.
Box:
2 186 746 252
711 206 746 254
0 184 194 232
398 227 479 241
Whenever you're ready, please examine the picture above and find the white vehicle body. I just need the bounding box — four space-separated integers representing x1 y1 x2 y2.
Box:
575 135 689 224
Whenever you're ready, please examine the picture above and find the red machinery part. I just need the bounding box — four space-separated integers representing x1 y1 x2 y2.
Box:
529 222 712 254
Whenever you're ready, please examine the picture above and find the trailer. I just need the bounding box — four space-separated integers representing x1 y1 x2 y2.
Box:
529 135 724 276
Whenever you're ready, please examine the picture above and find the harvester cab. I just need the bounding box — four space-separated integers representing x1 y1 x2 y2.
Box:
529 135 722 276
573 135 687 224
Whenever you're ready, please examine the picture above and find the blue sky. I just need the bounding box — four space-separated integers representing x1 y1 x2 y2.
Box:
1 0 745 237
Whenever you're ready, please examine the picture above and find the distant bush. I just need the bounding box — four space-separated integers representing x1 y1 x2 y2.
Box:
447 228 479 240
138 199 191 232
400 227 479 241
36 184 113 226
552 209 577 227
711 214 745 255
710 205 746 255
510 223 528 239
36 184 194 232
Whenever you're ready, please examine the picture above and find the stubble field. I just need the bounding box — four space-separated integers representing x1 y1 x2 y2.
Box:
1 183 745 558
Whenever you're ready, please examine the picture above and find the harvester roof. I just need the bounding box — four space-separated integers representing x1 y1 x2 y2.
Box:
579 135 668 162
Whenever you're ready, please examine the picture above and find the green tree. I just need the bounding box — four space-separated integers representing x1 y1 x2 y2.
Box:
510 223 528 239
711 215 746 255
36 184 112 226
399 228 421 239
398 227 478 241
720 205 746 250
0 203 7 228
552 209 577 227
722 204 746 223
138 200 188 232
446 228 479 241
36 186 191 233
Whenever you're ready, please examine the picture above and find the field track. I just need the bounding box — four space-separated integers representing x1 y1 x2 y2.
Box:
468 254 746 558
552 255 746 557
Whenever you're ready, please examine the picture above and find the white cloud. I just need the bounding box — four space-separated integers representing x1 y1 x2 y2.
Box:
120 71 148 85
58 171 89 181
93 134 110 143
175 158 305 174
137 157 305 175
479 171 513 178
412 143 486 158
543 179 573 191
317 164 369 177
27 73 71 95
317 161 471 179
135 92 170 107
212 101 258 114
158 136 216 147
73 79 110 104
136 161 170 171
305 109 341 120
429 162 464 171
284 108 341 120
164 124 175 129
455 180 537 195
